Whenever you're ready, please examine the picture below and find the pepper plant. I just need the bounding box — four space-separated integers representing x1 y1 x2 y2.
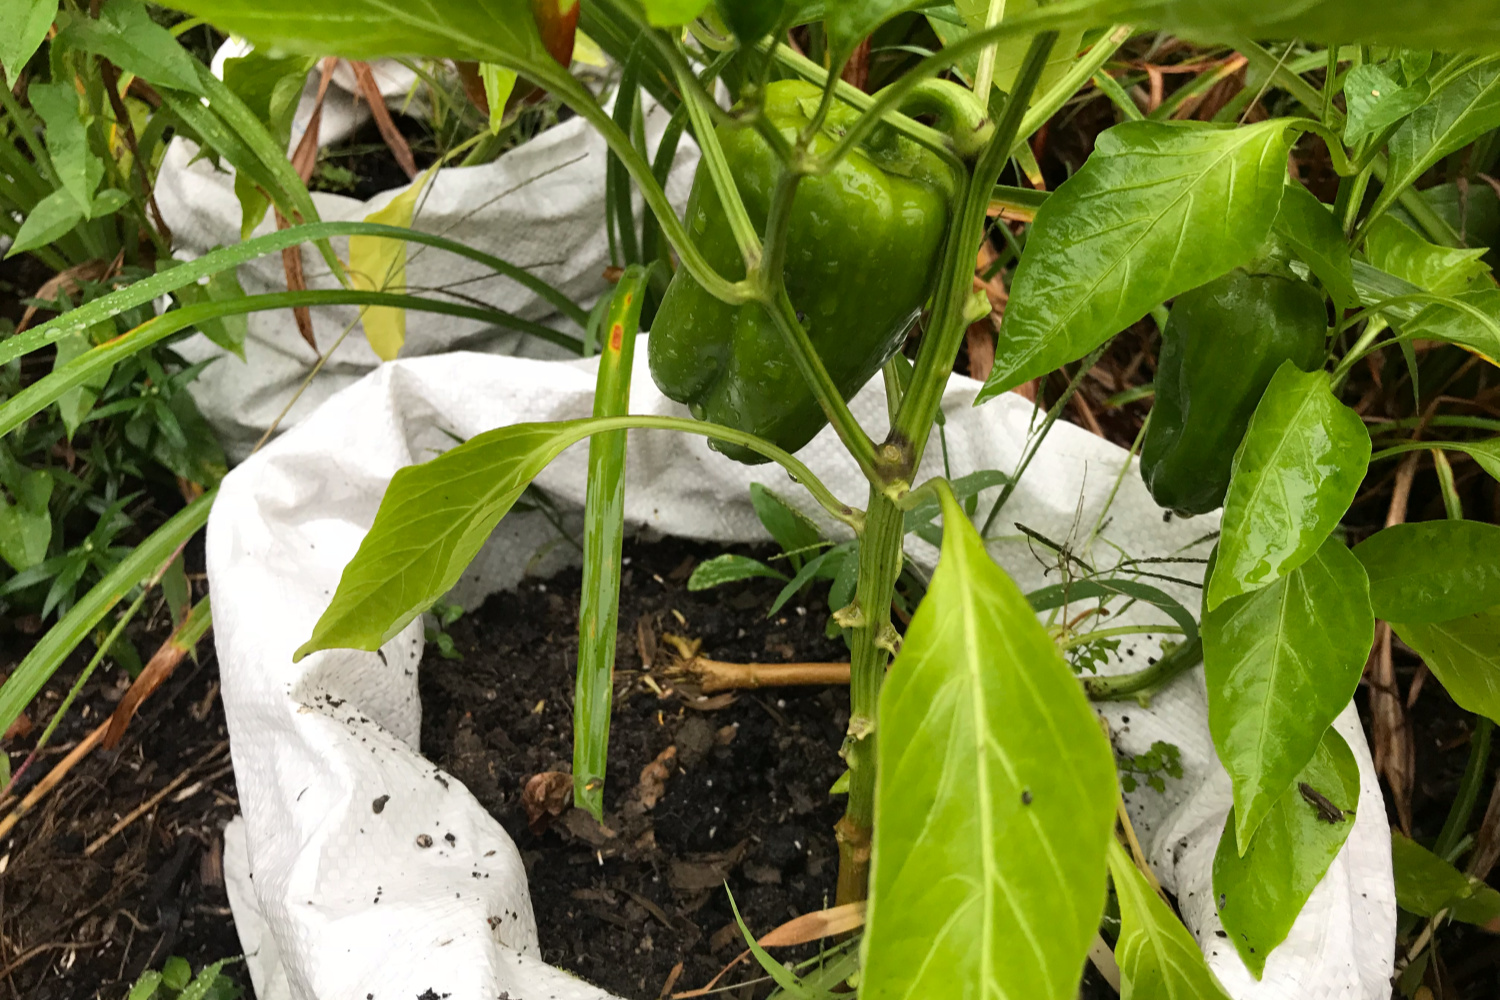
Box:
93 0 1500 995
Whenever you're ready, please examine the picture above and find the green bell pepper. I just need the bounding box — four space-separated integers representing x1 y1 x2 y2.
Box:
648 79 965 463
1141 267 1329 515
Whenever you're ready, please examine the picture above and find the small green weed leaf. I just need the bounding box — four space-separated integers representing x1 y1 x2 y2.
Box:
178 959 237 1000
1373 58 1500 225
8 188 85 258
29 81 98 215
126 971 163 1000
1353 521 1500 622
981 118 1297 400
299 419 637 659
768 549 834 617
0 0 54 78
1213 728 1360 979
1208 365 1369 609
750 482 823 571
53 327 112 439
480 62 518 133
1364 216 1490 296
221 50 313 233
91 189 131 216
161 957 192 992
158 0 550 73
1343 64 1429 145
1393 610 1500 724
1392 831 1500 925
1461 438 1500 481
687 554 788 590
59 1 206 94
1204 535 1372 853
862 490 1115 1000
1274 184 1358 313
0 469 53 572
1107 838 1232 1000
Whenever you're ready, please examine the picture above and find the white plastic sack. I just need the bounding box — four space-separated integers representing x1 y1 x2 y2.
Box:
156 50 697 462
206 347 1395 1000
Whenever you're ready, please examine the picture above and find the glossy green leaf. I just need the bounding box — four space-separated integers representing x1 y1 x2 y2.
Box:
0 0 54 78
1393 610 1500 724
1392 831 1500 926
1343 64 1429 144
161 957 192 992
1353 521 1500 622
862 489 1115 1000
1212 728 1360 979
1108 838 1232 1000
7 187 86 258
125 970 162 1000
1274 184 1358 313
1364 216 1490 295
1208 365 1370 609
1371 58 1500 225
981 118 1298 400
1396 287 1500 360
574 266 648 819
159 0 551 73
750 482 823 571
29 81 98 215
58 1 206 94
1204 535 1373 852
0 469 53 573
687 553 788 590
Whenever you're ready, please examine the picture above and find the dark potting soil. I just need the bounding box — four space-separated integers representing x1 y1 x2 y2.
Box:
420 535 1120 999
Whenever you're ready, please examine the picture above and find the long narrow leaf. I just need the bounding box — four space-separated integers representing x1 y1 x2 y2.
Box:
0 220 588 365
0 289 583 437
574 266 648 819
0 489 216 738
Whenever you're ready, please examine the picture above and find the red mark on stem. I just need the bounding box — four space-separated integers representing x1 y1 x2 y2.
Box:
609 323 623 351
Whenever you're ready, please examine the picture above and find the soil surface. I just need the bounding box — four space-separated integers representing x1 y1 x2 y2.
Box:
0 602 247 999
420 535 1119 999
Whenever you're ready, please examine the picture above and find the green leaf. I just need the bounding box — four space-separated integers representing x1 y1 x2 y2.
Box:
52 326 112 439
862 489 1115 1000
980 119 1298 400
126 970 163 1000
640 0 712 26
1155 4 1500 52
574 265 647 820
8 187 86 258
58 1 206 94
0 0 54 78
91 188 131 216
1461 438 1500 481
1353 521 1500 622
750 482 824 571
1203 535 1373 853
1208 365 1370 609
1391 831 1500 926
687 553 789 590
29 80 99 215
1371 58 1500 225
1395 287 1500 360
1364 216 1490 296
1343 63 1429 145
221 49 314 235
161 956 192 992
946 0 1082 99
158 0 550 73
0 469 53 572
1107 839 1233 1000
1393 610 1500 724
479 62 518 134
825 0 927 68
1212 728 1360 979
1028 577 1199 644
1274 184 1358 313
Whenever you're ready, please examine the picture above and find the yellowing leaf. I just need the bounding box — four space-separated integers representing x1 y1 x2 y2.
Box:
480 62 518 134
349 164 438 360
571 29 607 68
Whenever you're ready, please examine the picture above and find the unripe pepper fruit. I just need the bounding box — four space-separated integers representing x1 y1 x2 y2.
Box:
648 79 966 463
1141 268 1329 515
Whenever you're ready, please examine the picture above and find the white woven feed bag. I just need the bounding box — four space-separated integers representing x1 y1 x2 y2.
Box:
156 49 697 462
207 345 1394 1000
